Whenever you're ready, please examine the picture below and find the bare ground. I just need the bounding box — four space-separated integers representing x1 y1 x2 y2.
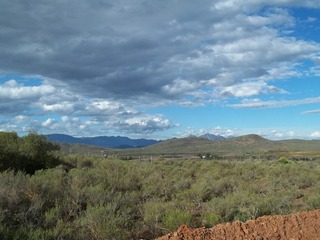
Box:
157 209 320 240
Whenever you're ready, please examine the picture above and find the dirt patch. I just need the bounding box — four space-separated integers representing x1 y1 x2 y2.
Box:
157 209 320 240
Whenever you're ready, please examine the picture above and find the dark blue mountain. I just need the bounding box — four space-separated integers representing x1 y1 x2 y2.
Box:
46 134 159 149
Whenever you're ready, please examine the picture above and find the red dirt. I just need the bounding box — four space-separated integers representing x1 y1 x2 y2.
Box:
157 209 320 240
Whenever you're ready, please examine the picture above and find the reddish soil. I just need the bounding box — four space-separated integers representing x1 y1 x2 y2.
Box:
157 209 320 240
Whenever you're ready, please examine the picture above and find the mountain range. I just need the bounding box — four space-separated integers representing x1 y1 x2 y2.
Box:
46 134 159 149
46 133 225 149
47 133 320 156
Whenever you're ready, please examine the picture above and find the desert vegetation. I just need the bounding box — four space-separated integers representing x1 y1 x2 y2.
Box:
1 132 320 239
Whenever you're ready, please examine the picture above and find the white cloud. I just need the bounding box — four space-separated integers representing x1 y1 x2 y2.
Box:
218 81 286 98
162 79 200 96
310 66 320 76
0 79 57 115
212 0 320 12
256 129 299 140
211 126 235 137
175 126 198 138
116 115 175 134
61 116 69 122
42 118 56 128
262 63 302 80
14 115 27 122
0 80 55 100
42 102 75 113
310 131 320 138
302 109 320 114
0 76 180 136
0 79 55 99
305 17 317 23
230 97 320 108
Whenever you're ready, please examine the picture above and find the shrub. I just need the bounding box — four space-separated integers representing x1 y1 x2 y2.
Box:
200 211 222 227
162 208 193 231
278 156 290 164
0 157 320 239
76 204 129 240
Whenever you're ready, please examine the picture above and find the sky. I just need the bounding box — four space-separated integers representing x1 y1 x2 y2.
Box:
0 0 320 140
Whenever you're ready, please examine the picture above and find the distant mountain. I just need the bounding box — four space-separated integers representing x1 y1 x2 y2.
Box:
139 133 320 155
48 133 320 155
199 133 226 141
46 134 159 149
46 134 79 144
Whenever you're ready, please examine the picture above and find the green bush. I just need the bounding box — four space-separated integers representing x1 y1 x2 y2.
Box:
76 204 128 240
200 211 222 227
162 208 193 231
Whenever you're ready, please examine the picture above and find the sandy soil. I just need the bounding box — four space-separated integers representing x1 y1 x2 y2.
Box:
157 209 320 240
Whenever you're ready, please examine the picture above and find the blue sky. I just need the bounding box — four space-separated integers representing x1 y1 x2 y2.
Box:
0 0 320 140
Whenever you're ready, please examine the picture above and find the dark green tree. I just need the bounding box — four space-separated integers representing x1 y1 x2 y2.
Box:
0 131 61 174
0 132 20 171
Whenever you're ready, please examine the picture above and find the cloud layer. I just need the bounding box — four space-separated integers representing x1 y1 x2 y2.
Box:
0 0 320 137
0 79 175 136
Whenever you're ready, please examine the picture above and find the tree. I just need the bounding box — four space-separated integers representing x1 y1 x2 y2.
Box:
0 132 20 171
0 131 61 174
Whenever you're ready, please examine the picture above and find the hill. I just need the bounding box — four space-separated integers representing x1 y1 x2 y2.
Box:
132 134 273 155
132 134 320 156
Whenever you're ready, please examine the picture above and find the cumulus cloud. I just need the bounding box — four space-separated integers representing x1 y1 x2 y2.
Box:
256 129 298 140
41 118 57 128
114 115 175 134
0 79 55 114
0 77 177 136
0 79 55 100
217 81 287 98
212 126 235 137
0 79 54 100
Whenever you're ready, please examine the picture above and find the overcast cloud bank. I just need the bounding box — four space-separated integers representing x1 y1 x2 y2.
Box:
0 0 320 139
